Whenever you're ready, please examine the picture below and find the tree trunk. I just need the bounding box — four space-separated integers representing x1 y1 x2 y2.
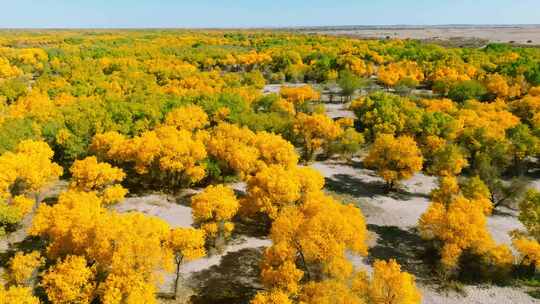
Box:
385 180 394 193
294 241 311 281
173 255 183 299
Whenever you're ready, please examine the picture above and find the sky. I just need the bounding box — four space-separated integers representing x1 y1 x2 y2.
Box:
0 0 539 28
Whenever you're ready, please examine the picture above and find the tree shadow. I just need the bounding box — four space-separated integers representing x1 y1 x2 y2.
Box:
325 173 430 202
324 174 386 199
188 247 265 304
491 207 518 217
366 224 435 282
348 159 366 170
175 191 196 207
390 188 431 201
0 236 46 268
232 215 270 239
527 289 540 300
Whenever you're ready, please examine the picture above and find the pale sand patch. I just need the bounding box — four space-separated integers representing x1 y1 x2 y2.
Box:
115 194 194 228
324 102 356 119
422 285 539 304
263 83 306 95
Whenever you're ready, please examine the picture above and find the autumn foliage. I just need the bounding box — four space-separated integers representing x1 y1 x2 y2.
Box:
191 184 239 245
69 156 127 204
28 188 206 303
2 29 540 304
418 177 513 273
511 189 540 271
0 140 62 235
364 134 423 189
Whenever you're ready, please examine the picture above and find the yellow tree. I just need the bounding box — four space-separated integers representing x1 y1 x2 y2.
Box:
8 251 44 287
69 156 127 205
28 190 105 259
90 131 129 162
0 285 40 304
427 144 468 177
204 123 299 179
364 134 423 190
516 189 540 241
140 126 207 187
0 140 63 202
326 118 365 160
164 104 209 131
485 73 510 98
280 85 320 110
260 191 368 293
460 176 493 215
418 177 512 273
378 61 424 87
255 259 421 304
167 228 206 298
205 123 260 177
0 198 28 236
430 66 473 94
251 290 293 304
86 213 175 304
0 140 62 235
29 189 184 304
512 238 540 271
253 195 421 304
242 165 324 220
299 279 365 304
293 113 343 161
41 255 96 304
253 131 299 170
191 184 239 246
368 259 422 304
91 126 207 190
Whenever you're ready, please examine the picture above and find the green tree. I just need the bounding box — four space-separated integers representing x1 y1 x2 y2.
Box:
338 70 366 102
448 80 488 103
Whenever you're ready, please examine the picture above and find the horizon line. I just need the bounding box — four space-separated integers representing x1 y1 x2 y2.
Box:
1 23 540 30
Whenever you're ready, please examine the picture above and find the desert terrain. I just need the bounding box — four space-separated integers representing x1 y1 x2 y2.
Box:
299 25 540 46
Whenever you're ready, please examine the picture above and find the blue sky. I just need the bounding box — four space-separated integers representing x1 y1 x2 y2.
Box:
0 0 539 28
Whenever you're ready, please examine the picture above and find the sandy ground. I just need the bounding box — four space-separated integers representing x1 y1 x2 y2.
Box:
115 194 195 228
324 102 356 119
305 25 540 45
263 84 357 119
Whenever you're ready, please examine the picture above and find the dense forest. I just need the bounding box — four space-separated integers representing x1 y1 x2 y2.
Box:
0 30 539 303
